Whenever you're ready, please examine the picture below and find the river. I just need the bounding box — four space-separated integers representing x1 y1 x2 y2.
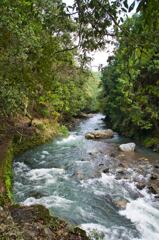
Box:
13 114 159 240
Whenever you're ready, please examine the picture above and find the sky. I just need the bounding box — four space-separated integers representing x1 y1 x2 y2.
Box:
63 0 136 71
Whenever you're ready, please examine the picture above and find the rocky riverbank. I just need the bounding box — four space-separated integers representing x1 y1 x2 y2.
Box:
84 138 159 203
84 129 159 198
0 204 89 240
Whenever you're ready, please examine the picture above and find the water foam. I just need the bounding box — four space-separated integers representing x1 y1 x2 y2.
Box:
23 195 73 209
14 162 29 170
99 173 116 185
42 150 49 155
27 167 65 181
56 134 82 144
80 173 116 191
80 223 108 239
80 223 139 240
14 113 159 240
120 198 159 240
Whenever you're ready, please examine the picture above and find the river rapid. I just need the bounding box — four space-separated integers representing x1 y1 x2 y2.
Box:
13 114 159 240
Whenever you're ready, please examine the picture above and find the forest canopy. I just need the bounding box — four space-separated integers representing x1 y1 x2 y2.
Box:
1 0 159 148
98 0 159 148
0 0 100 124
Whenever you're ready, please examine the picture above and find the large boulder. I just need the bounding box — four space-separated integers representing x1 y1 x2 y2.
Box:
119 143 136 152
85 129 114 139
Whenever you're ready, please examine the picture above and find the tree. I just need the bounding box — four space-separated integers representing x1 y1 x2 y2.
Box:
0 0 100 125
100 14 159 148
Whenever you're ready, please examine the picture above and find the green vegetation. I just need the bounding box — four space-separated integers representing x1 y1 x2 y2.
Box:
1 0 157 151
0 0 158 214
0 3 101 205
70 0 159 150
84 72 101 113
4 144 13 201
0 119 67 206
13 119 60 156
0 141 13 205
99 3 159 149
0 0 99 129
0 1 159 239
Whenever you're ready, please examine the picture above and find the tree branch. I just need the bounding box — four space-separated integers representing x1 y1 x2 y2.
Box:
54 45 79 54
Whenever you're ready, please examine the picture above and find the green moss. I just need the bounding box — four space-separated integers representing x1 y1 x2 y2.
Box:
0 193 6 206
13 133 47 156
32 205 52 224
0 142 14 206
12 120 69 156
70 227 89 238
32 205 67 230
13 121 59 156
4 145 13 201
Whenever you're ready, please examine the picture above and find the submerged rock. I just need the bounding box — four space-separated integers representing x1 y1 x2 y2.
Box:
29 191 48 199
119 143 136 152
148 178 159 194
150 173 158 180
116 167 125 174
148 184 158 194
114 199 129 209
139 157 149 161
136 182 146 190
85 129 114 140
103 168 109 173
154 164 159 169
87 149 98 156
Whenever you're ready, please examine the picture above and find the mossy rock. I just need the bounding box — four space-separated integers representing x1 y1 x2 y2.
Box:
8 204 89 240
10 204 52 225
12 120 67 156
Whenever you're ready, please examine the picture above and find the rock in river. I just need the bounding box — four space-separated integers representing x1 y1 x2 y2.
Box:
136 182 146 190
85 129 114 139
119 143 136 152
114 199 129 209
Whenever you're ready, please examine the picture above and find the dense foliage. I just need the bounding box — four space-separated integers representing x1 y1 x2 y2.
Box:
0 0 99 124
100 10 159 148
1 0 159 149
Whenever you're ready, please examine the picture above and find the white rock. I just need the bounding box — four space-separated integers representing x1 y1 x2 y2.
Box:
119 143 136 152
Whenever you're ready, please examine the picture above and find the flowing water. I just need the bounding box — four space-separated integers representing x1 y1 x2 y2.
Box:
13 114 159 240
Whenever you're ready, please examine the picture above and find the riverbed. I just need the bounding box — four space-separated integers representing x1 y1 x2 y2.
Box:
13 114 159 240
